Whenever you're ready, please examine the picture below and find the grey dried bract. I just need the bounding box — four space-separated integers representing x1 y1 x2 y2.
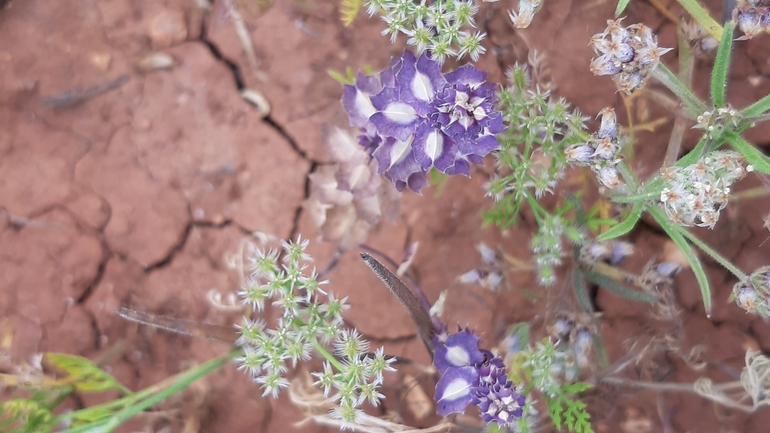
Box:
303 127 400 250
733 0 770 40
589 19 672 94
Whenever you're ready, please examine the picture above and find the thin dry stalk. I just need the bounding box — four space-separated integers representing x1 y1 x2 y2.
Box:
288 372 454 433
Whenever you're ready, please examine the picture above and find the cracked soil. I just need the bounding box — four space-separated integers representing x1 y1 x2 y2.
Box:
3 0 770 431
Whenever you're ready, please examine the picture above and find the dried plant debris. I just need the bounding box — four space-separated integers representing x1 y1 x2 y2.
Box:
304 127 400 251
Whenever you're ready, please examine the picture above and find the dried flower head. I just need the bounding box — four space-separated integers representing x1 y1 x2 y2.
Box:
732 266 770 317
733 0 770 39
343 51 504 192
659 151 751 228
458 242 508 290
303 127 400 250
565 107 625 189
680 18 719 58
590 19 673 94
580 240 634 265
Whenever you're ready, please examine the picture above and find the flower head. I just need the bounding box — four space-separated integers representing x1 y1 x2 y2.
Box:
659 151 750 228
590 19 672 94
343 51 503 192
565 107 625 189
432 328 525 426
303 127 400 250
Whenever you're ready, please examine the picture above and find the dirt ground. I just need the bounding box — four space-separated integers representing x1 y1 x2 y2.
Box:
3 0 770 432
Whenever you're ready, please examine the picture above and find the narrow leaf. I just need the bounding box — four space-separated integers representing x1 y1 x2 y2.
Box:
741 93 770 118
677 23 694 85
596 202 643 242
647 205 712 313
361 253 435 357
615 0 631 16
583 271 658 303
340 0 363 26
572 268 594 314
46 354 131 395
724 130 770 175
711 22 733 108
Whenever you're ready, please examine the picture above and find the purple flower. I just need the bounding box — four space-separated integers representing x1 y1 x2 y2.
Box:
342 51 503 193
432 329 525 426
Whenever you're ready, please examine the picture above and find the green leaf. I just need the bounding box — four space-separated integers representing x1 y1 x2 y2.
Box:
740 93 770 118
340 0 363 26
583 271 658 303
565 194 587 227
615 0 631 16
46 354 131 395
724 130 770 175
55 351 233 433
327 67 356 85
0 398 56 433
711 22 733 108
647 205 712 313
596 202 643 242
546 384 595 433
572 268 594 314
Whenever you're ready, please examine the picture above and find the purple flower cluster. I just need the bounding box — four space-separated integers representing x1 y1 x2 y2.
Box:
432 328 525 425
342 51 504 192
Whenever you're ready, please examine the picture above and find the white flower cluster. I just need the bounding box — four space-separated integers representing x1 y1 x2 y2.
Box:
235 237 394 428
659 151 752 229
565 107 624 189
365 0 486 63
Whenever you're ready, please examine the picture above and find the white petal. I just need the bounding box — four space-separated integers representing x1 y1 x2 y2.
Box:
446 345 471 366
355 90 376 120
424 131 444 163
440 377 472 401
382 102 418 124
390 137 413 166
412 71 435 102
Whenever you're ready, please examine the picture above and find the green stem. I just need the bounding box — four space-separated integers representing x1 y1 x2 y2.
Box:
675 0 723 40
616 160 638 190
652 63 708 117
743 112 770 126
524 190 548 224
610 190 660 203
675 226 748 280
313 339 345 371
57 349 236 431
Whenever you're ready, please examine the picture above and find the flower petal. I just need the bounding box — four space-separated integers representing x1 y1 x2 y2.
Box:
433 329 484 374
444 64 487 86
435 366 477 416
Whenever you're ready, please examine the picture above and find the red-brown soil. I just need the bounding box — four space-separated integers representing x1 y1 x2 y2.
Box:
2 0 770 432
